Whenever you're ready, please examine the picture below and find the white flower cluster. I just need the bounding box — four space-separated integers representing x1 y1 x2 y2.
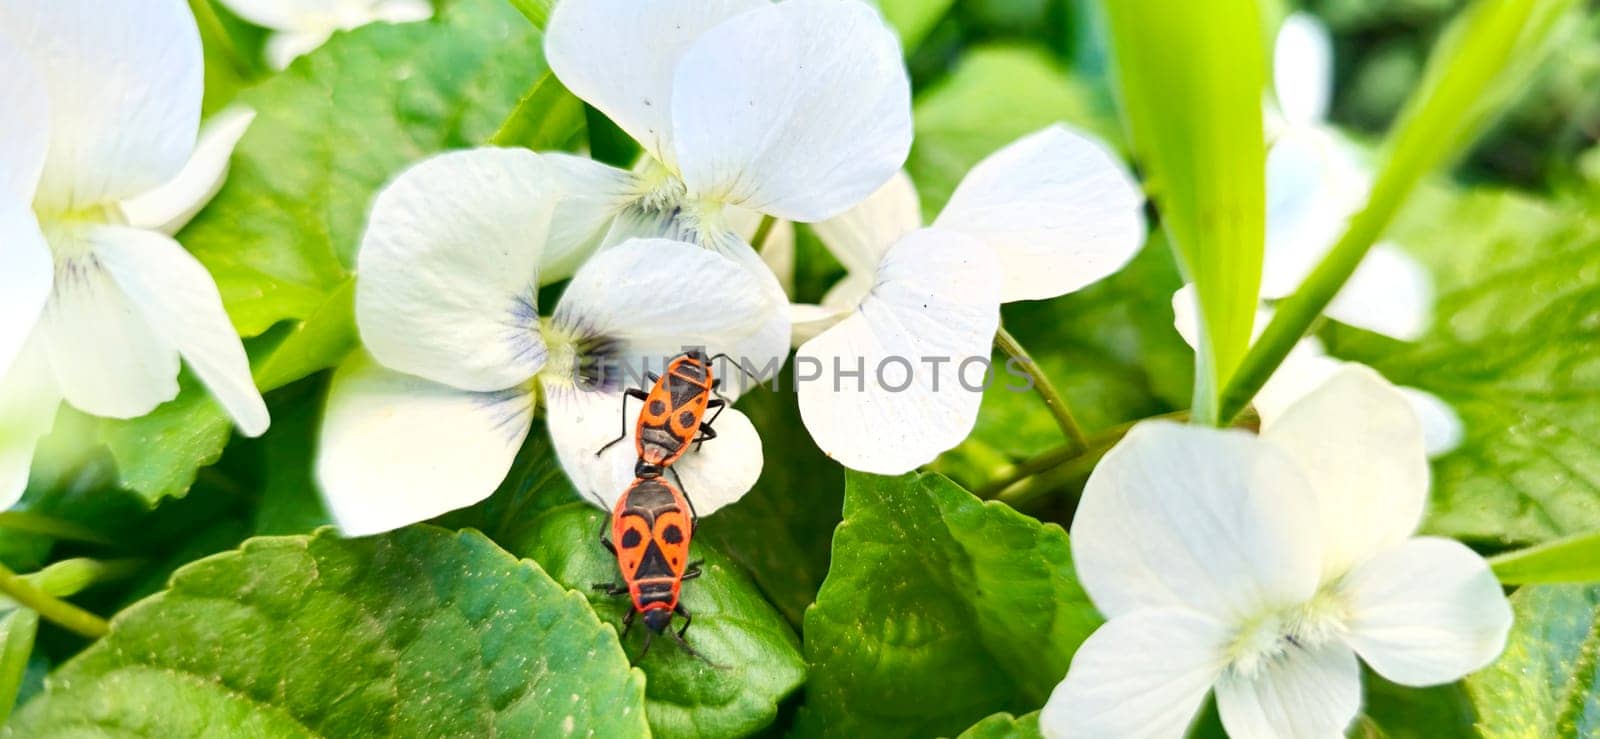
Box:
0 3 1503 734
0 0 266 508
310 0 1150 532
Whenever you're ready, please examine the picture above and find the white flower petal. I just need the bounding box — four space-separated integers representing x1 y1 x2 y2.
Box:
672 0 912 222
0 337 59 509
316 354 533 537
812 171 921 275
669 407 763 515
1262 128 1369 299
935 125 1146 302
1072 421 1322 622
121 106 255 235
1040 608 1227 739
356 148 554 392
1170 284 1204 347
40 233 180 420
788 303 848 347
1324 243 1433 341
0 200 52 379
91 226 268 436
1215 641 1361 739
371 0 434 24
1399 386 1464 458
551 238 779 397
214 0 324 31
1340 536 1512 686
539 384 629 509
1262 365 1428 578
1274 13 1334 126
264 29 333 70
0 34 49 202
539 153 634 283
1 0 202 213
1252 346 1343 427
545 0 762 168
545 383 761 517
796 228 1001 474
727 205 797 294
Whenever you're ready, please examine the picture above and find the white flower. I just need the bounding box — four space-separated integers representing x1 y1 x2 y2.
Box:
315 148 776 536
1266 13 1433 341
787 126 1146 474
1041 366 1512 739
1171 285 1463 456
0 0 267 507
543 0 916 383
217 0 433 69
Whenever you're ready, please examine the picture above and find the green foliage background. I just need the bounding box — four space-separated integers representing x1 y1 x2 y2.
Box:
2 0 1598 737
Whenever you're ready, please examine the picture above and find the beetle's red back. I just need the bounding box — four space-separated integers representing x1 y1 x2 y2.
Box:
633 353 715 468
610 476 694 613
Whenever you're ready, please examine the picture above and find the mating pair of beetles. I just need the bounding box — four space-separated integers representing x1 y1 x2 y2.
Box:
590 349 734 662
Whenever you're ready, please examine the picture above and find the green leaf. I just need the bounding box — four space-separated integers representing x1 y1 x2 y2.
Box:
1099 0 1265 424
247 381 333 537
908 44 1118 214
509 503 806 739
0 609 38 725
1465 584 1600 738
1491 529 1600 585
874 0 954 51
444 423 808 738
956 711 1043 739
797 472 1101 738
507 0 554 28
97 0 566 504
1324 187 1600 545
489 70 588 151
1353 673 1478 739
9 526 649 737
1218 0 1583 423
97 380 232 504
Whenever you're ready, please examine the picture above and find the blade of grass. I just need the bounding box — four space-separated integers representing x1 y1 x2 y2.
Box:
1491 529 1600 585
1218 0 1581 423
1097 0 1267 426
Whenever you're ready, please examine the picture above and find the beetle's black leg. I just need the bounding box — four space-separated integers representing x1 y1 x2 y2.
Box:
666 611 721 667
639 630 654 659
674 603 693 638
621 609 637 639
693 400 725 451
669 467 701 533
596 388 649 456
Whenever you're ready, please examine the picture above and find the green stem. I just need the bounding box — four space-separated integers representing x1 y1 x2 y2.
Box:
993 327 1088 451
0 512 113 547
188 0 253 78
977 410 1189 499
23 558 146 597
1216 0 1578 424
750 214 777 251
0 564 107 639
0 609 38 725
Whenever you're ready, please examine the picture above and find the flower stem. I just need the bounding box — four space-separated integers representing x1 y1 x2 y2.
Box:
0 563 108 639
188 0 253 79
993 327 1088 451
977 410 1188 500
0 512 113 547
750 214 777 251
